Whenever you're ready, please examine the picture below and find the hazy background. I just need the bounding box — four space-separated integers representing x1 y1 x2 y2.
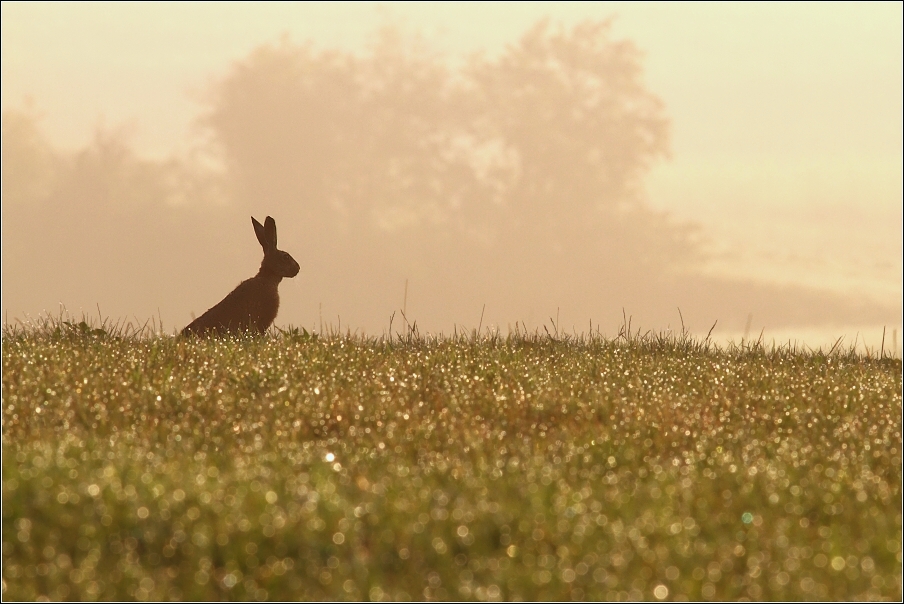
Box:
2 2 901 352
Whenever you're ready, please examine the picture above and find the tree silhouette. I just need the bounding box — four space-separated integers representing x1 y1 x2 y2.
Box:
462 20 697 281
1 108 239 326
205 22 680 254
2 107 60 206
199 20 699 326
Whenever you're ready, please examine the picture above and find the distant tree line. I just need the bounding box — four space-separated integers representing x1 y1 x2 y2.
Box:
4 20 889 331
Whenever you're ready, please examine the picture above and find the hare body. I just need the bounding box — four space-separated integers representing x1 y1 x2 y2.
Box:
181 273 280 335
181 216 299 336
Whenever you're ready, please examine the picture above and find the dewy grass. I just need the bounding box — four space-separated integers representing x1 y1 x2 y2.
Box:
2 318 901 601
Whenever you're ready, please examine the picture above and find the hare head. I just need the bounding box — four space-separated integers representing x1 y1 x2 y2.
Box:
253 216 300 280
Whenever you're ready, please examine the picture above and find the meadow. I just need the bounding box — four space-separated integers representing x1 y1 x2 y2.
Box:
2 318 901 601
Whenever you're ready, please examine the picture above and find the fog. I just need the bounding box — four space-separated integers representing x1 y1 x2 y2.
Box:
2 3 901 352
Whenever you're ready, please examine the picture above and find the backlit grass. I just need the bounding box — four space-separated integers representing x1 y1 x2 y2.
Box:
3 319 901 600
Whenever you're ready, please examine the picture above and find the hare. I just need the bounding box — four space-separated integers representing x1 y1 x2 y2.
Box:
181 216 300 336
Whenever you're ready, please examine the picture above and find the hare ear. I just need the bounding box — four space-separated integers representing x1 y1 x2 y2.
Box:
264 216 277 248
252 216 271 251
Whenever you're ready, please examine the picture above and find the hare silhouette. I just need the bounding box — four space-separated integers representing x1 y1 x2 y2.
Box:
181 216 299 336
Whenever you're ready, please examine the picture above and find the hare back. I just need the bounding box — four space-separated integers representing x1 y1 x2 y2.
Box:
181 276 280 336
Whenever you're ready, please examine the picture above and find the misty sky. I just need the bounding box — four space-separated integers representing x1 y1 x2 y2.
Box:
4 4 901 154
2 1 901 347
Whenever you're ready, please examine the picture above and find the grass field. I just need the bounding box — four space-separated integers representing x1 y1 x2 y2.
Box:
2 319 901 601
